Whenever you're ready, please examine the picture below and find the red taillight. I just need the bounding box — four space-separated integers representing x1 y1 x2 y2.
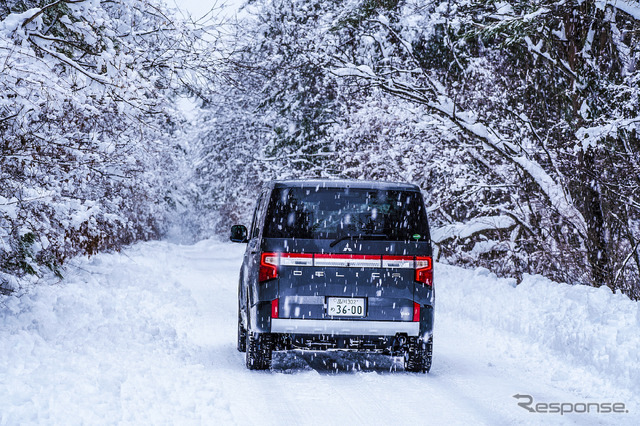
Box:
413 302 421 322
259 252 278 283
271 298 279 318
415 256 433 286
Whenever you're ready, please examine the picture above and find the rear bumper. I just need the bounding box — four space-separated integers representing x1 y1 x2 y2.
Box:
271 318 420 336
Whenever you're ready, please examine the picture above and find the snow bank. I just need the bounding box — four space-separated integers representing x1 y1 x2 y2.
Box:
0 242 229 424
437 264 640 393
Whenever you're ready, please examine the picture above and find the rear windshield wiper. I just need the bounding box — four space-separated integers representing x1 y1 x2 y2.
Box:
329 233 388 247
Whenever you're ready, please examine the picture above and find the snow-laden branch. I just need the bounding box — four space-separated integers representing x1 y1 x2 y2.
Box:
27 35 111 85
576 117 640 150
431 215 516 244
523 36 578 81
20 0 87 29
342 67 588 235
437 101 587 235
614 239 640 286
596 0 640 20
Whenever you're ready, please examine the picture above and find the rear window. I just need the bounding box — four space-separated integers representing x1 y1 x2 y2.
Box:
263 187 429 241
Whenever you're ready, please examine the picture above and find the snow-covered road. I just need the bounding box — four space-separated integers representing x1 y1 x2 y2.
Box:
1 239 638 425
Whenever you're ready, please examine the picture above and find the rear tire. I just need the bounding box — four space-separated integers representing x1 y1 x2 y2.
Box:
245 332 273 370
405 336 433 373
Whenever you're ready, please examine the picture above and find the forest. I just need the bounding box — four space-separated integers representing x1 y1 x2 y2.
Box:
1 0 639 299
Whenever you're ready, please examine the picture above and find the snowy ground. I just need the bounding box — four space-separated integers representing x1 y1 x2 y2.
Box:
1 239 638 425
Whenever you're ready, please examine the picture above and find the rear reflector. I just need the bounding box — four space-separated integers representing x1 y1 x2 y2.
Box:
259 252 278 283
413 302 420 322
271 299 279 318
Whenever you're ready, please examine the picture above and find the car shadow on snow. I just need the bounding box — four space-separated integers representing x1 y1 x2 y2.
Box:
270 350 407 375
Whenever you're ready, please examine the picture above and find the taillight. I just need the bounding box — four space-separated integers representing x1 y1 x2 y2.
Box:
271 299 279 318
259 252 278 282
415 256 433 286
413 302 421 322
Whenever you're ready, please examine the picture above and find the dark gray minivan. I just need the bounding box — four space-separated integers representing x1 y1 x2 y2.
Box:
230 179 434 372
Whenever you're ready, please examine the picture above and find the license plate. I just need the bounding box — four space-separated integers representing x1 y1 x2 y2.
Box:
327 297 366 317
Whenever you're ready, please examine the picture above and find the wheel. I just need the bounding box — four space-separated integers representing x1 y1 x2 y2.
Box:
237 310 247 353
245 332 273 370
405 336 433 373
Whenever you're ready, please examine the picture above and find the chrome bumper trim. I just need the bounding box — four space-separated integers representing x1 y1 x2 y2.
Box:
271 318 419 336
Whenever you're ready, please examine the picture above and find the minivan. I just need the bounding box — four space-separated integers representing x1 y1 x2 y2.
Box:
230 179 434 372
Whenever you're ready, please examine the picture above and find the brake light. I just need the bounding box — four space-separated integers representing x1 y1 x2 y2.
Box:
259 252 278 282
415 256 433 286
271 298 279 318
413 302 421 322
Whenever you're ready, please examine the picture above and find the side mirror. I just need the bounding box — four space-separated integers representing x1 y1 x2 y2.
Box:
230 225 248 243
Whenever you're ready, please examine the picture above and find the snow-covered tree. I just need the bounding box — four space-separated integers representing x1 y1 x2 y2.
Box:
177 0 640 298
189 0 348 234
331 0 640 296
0 0 214 291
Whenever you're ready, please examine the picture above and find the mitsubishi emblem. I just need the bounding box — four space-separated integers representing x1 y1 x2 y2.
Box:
343 243 353 252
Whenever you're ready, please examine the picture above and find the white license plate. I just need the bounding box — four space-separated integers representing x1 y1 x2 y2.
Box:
327 297 366 317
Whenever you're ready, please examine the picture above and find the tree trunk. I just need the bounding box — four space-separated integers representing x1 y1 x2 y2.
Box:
576 149 613 289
